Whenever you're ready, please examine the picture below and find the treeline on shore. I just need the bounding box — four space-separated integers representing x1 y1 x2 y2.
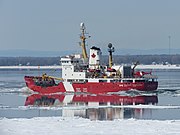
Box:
0 54 180 66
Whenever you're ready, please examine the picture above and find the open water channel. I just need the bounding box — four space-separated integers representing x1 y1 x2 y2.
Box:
0 69 180 120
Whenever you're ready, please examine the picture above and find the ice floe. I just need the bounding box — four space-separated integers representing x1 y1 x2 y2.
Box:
0 117 180 135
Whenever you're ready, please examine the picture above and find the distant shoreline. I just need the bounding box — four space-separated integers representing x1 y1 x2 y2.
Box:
0 66 62 70
136 64 180 70
0 65 180 70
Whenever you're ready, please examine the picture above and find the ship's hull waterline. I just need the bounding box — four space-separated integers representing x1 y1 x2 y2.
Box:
25 76 158 94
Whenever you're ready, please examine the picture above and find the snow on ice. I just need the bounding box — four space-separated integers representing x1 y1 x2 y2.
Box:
0 117 180 135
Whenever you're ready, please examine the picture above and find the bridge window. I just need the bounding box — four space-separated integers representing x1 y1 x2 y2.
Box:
61 61 70 63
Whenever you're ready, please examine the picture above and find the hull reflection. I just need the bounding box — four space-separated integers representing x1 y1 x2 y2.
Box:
25 94 158 120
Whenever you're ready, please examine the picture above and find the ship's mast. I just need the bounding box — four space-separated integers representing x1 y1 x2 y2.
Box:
80 23 88 61
108 43 114 68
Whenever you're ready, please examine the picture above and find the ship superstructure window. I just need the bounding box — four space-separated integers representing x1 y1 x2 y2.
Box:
61 61 69 63
110 79 121 82
71 60 79 63
110 80 114 82
99 80 107 82
123 80 133 82
135 80 145 82
67 79 73 82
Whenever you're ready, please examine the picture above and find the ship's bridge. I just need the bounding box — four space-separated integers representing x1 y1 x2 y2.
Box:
60 54 83 65
60 54 87 80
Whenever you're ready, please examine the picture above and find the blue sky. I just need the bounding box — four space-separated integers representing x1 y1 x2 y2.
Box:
0 0 180 53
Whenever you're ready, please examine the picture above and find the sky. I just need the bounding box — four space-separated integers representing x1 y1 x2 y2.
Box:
0 0 180 54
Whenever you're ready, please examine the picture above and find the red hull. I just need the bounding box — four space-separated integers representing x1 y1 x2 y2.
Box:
25 76 158 94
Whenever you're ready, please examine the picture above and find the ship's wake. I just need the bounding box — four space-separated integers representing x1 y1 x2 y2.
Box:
0 87 34 94
109 88 180 97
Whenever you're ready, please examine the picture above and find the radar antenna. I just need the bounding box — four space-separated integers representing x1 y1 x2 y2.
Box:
108 43 115 68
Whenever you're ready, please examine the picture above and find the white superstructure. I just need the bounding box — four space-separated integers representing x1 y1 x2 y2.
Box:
60 55 87 80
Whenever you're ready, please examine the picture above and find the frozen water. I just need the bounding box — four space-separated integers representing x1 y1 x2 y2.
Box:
0 117 180 135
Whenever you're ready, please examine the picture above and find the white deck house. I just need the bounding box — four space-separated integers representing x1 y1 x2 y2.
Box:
60 55 87 81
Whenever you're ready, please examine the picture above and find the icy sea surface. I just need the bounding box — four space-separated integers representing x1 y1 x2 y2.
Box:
0 69 180 120
0 69 180 135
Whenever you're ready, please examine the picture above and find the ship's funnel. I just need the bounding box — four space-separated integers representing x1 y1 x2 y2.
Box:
89 46 102 69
